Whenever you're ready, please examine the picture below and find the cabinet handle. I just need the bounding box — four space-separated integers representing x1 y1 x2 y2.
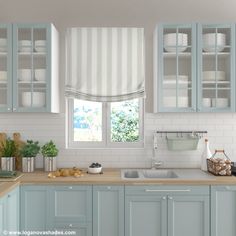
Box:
145 189 190 192
69 186 73 190
7 194 10 198
69 224 73 227
107 186 112 190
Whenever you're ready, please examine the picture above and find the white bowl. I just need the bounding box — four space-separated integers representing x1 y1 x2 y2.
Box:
0 71 7 81
35 69 46 81
212 98 229 108
203 71 226 81
35 40 46 46
202 98 211 107
18 69 32 81
88 167 102 174
163 97 189 108
164 33 188 52
203 33 226 52
22 92 45 107
0 38 7 47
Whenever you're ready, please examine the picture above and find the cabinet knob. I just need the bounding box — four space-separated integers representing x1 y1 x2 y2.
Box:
162 196 166 200
69 186 73 190
7 108 11 111
168 196 173 200
8 194 10 198
13 108 16 111
107 186 112 190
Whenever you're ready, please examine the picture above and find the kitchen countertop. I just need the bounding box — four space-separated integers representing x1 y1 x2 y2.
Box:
1 168 236 197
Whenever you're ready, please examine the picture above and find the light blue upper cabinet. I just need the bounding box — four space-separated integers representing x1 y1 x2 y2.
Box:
197 24 235 112
12 23 59 113
93 185 124 236
0 24 12 112
154 23 197 112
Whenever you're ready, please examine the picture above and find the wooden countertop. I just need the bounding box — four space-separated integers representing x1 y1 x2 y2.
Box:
1 169 236 197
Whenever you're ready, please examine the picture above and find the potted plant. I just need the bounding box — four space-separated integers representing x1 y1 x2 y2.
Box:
20 140 40 172
41 140 58 172
1 138 16 171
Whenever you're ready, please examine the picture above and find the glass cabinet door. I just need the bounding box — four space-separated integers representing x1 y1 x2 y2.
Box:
0 24 12 112
13 24 49 112
158 24 196 112
198 24 234 112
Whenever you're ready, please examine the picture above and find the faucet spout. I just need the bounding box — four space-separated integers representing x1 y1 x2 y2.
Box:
151 158 163 169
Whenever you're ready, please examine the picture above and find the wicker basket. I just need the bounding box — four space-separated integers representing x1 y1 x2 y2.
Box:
207 150 231 176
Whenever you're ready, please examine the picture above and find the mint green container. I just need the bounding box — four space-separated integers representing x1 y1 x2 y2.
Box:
167 136 200 151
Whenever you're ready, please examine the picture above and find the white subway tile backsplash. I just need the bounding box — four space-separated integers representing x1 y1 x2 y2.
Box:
0 112 235 168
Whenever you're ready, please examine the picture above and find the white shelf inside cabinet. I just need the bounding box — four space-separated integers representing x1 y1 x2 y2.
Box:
17 81 46 84
163 52 191 58
0 52 7 57
202 52 230 58
18 52 46 57
202 81 230 84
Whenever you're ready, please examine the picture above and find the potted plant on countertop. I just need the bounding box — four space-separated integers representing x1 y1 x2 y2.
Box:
41 140 59 172
20 140 40 172
1 138 17 171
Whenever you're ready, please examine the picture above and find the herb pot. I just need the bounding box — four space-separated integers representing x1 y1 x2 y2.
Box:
44 157 56 172
22 157 35 172
1 157 15 171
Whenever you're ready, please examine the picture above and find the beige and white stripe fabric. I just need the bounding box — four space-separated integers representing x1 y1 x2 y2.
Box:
65 27 145 102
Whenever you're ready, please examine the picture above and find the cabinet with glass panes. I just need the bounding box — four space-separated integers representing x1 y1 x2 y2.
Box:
0 23 59 113
154 23 235 112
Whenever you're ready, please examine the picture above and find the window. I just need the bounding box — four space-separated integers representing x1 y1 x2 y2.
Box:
68 98 144 148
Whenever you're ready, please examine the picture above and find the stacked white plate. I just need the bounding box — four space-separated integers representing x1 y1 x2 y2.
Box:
202 71 226 81
164 33 188 53
18 69 32 81
35 40 46 52
164 75 188 82
0 71 7 81
202 98 211 107
203 33 226 52
163 97 189 108
35 69 46 81
0 38 7 52
22 92 45 107
18 40 32 52
212 98 229 108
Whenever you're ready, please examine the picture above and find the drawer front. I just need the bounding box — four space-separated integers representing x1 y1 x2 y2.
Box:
125 185 210 196
49 185 92 222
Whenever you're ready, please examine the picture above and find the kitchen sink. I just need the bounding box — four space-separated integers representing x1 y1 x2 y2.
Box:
142 169 178 179
123 170 140 179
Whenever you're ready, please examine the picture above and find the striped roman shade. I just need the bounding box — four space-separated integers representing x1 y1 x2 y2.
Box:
65 27 145 102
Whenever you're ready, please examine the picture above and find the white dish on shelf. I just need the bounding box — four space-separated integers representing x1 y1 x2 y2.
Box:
18 40 32 52
0 71 7 81
202 33 226 52
0 38 7 47
202 71 226 81
164 33 188 53
21 92 45 107
212 98 229 108
163 97 189 108
202 98 211 107
34 40 46 52
18 69 32 81
35 69 46 81
164 75 188 81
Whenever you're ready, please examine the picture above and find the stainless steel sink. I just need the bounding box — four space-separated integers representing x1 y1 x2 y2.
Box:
123 170 140 179
142 169 178 179
121 169 178 180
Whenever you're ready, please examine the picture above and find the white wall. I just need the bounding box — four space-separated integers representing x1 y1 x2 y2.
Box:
0 0 236 168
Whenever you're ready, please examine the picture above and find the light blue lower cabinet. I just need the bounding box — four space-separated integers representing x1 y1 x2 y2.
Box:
0 194 6 235
6 187 19 232
211 185 236 236
125 186 210 236
20 185 49 231
93 185 124 236
52 222 92 236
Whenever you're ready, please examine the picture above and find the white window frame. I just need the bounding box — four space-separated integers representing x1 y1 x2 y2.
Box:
67 98 144 149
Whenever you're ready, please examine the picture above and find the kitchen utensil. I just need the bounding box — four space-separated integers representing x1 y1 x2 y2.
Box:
164 33 188 52
21 92 46 107
203 71 226 81
35 69 46 81
203 33 226 52
18 69 31 81
212 98 229 108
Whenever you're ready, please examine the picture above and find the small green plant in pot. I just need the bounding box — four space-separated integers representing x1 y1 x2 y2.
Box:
20 140 40 173
41 140 58 172
1 138 17 171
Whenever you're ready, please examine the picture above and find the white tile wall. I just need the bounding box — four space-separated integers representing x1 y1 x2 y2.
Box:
0 112 236 169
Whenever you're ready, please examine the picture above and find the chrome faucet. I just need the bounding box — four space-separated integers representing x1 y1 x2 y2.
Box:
151 158 163 169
